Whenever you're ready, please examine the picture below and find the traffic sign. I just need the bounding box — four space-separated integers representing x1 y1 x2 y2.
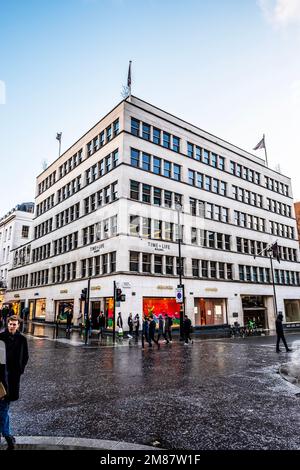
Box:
175 287 183 303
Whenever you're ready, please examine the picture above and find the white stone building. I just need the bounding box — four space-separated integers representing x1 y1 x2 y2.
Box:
0 203 34 310
5 96 300 331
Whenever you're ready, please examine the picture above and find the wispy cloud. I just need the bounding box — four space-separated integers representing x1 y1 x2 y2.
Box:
258 0 300 26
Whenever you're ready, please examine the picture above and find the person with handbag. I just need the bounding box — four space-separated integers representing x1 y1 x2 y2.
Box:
0 315 29 450
117 312 123 339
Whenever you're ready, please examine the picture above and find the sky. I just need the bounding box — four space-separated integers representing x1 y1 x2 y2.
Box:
1 0 300 215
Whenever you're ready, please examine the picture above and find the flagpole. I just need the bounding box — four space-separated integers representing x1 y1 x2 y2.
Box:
263 133 269 167
128 60 132 102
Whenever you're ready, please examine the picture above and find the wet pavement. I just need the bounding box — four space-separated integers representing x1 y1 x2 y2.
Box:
4 324 300 450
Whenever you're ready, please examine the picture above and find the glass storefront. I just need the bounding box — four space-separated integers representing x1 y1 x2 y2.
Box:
55 300 74 323
285 300 300 323
143 297 180 326
194 298 227 326
28 299 46 320
105 297 114 329
242 296 267 328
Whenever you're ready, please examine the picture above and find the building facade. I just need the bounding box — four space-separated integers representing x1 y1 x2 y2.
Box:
0 202 34 310
5 97 300 329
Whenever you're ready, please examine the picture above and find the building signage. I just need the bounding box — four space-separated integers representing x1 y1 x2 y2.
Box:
60 289 68 294
175 288 183 303
91 286 101 291
14 294 20 298
205 288 218 292
147 242 171 252
157 285 173 290
90 243 105 254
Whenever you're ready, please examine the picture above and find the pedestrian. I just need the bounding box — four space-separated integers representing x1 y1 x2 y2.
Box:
0 315 29 450
149 315 160 348
276 313 292 353
134 314 140 340
98 311 105 339
164 314 173 343
77 311 83 335
183 314 193 345
142 316 150 349
157 314 165 343
127 313 133 339
117 312 123 339
66 309 73 335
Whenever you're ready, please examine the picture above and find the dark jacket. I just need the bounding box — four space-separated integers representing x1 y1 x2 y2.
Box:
183 317 192 334
149 319 156 336
0 340 8 397
0 330 29 401
276 316 284 335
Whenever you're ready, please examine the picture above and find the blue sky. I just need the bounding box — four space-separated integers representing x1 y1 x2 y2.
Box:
1 0 300 215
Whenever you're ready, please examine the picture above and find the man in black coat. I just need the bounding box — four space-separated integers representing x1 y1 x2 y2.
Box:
276 313 292 353
183 314 193 345
0 315 29 450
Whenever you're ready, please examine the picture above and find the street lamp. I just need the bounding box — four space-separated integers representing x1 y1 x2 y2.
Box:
175 201 185 340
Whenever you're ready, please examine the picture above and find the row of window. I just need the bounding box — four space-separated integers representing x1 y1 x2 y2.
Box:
32 243 51 263
86 149 118 185
84 182 118 215
232 186 263 208
265 176 289 197
234 211 266 232
239 264 300 285
191 229 231 251
53 232 78 256
188 169 227 196
36 195 55 217
270 221 295 239
12 245 31 267
190 198 229 223
87 119 119 157
130 180 182 208
34 218 53 239
267 198 292 217
129 251 183 275
131 118 180 152
38 170 57 196
192 259 233 280
81 252 116 277
82 216 118 245
130 215 181 242
52 262 77 283
56 203 80 230
131 117 290 199
57 175 81 204
187 143 225 170
58 150 83 180
11 274 28 290
30 269 49 287
130 148 181 181
236 237 297 261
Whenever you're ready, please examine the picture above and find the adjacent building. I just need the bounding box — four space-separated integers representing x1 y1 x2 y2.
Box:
5 96 300 329
0 202 34 310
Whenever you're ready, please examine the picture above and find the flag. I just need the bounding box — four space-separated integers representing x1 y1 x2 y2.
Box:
56 132 62 142
271 242 280 263
127 61 132 88
253 136 265 150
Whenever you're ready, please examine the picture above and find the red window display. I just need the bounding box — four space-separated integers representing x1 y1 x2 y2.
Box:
143 297 180 325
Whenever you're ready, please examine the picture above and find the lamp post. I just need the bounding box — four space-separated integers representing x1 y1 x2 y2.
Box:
175 202 185 340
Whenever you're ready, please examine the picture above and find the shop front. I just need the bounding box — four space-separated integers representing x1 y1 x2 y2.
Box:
55 300 74 323
241 296 268 328
29 299 46 320
143 297 180 326
194 298 227 326
284 299 300 323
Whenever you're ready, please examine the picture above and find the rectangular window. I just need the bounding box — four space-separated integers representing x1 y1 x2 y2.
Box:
154 255 163 274
131 148 139 167
130 215 140 236
154 187 162 206
192 259 199 277
211 153 217 168
142 218 151 238
110 252 116 272
153 220 162 240
142 254 151 273
165 222 173 241
106 126 112 142
142 184 151 203
205 176 211 191
130 181 140 200
195 146 201 161
166 256 174 275
203 149 209 164
164 161 171 178
142 123 150 140
163 132 170 149
219 156 225 171
210 262 217 278
113 119 119 136
188 170 195 186
201 260 208 278
153 128 161 145
173 136 180 152
131 118 140 136
153 157 161 175
103 254 108 274
22 226 29 238
164 190 172 208
142 152 151 171
187 142 194 158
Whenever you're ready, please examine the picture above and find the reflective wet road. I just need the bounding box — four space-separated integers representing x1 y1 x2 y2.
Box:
9 325 300 450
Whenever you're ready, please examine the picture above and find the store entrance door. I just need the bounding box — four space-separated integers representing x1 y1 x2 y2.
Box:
242 296 268 328
91 301 101 329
